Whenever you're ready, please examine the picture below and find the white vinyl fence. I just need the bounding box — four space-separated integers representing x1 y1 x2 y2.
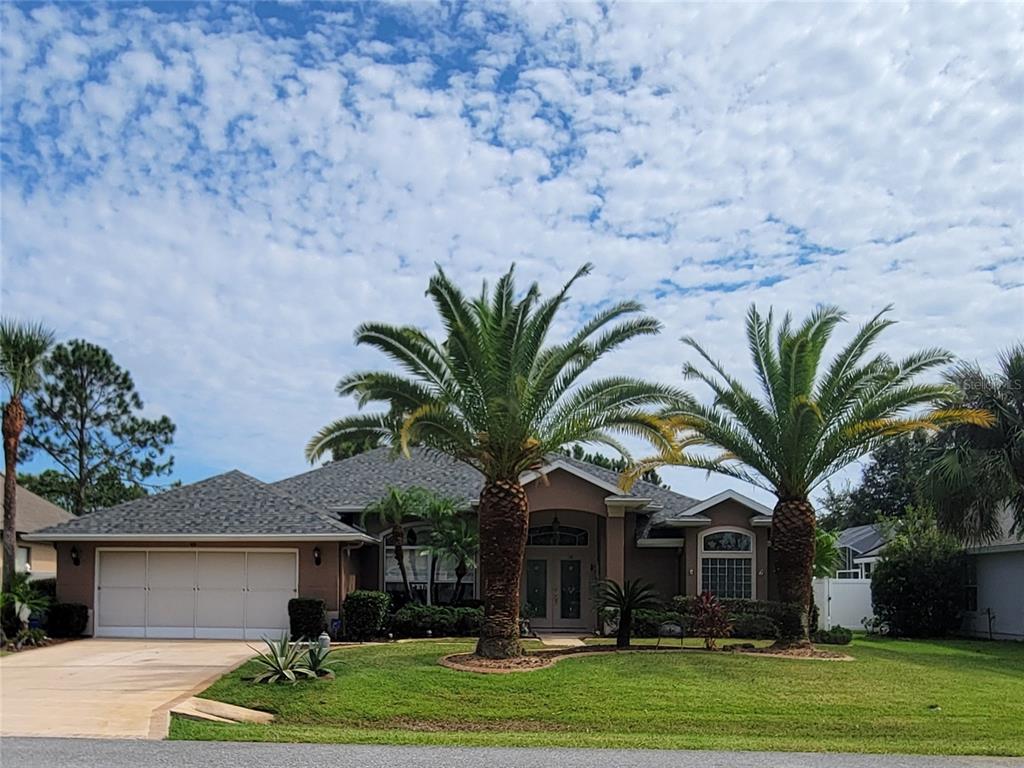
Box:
812 577 873 631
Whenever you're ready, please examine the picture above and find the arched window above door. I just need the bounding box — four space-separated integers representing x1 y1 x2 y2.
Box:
527 524 589 547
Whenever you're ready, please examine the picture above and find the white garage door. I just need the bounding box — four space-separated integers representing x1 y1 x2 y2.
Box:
96 549 297 640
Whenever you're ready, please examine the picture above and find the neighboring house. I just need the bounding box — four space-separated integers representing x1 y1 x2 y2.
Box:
0 472 74 580
26 448 773 638
835 523 886 579
961 507 1024 641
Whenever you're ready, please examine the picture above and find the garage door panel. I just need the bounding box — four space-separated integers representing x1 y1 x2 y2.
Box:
98 587 147 629
99 551 147 588
147 552 196 634
246 552 296 590
197 552 246 634
147 551 196 588
97 552 147 634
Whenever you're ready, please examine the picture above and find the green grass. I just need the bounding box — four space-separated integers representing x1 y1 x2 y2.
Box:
170 636 1024 756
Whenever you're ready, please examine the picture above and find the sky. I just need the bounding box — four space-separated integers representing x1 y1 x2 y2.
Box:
1 2 1022 507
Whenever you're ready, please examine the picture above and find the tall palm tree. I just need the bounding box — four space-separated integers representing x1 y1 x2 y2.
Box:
360 486 429 604
418 493 459 604
307 264 685 658
1 320 55 600
926 344 1024 544
428 517 479 605
630 305 988 642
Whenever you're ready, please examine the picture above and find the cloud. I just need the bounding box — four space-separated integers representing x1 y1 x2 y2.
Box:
2 2 1021 506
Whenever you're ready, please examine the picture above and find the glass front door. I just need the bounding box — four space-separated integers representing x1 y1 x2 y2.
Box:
559 559 581 620
521 552 591 630
525 559 547 620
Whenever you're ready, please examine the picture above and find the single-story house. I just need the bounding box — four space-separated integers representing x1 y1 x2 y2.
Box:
26 447 775 639
835 523 886 579
0 472 73 580
962 507 1024 641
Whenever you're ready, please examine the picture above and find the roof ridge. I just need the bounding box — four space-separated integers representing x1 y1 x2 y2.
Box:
255 475 356 533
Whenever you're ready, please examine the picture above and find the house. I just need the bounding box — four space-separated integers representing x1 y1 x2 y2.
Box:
961 507 1024 641
26 447 774 639
0 473 73 580
835 523 886 579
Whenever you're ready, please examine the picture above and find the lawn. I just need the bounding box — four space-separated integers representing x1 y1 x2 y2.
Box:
170 636 1024 756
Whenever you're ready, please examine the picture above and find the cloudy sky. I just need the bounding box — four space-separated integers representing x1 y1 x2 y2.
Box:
2 2 1021 505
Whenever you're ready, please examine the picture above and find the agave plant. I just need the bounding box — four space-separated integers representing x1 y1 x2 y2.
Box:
304 642 340 678
247 634 315 684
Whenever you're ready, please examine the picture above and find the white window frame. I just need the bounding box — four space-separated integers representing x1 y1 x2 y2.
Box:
698 526 756 600
380 524 477 606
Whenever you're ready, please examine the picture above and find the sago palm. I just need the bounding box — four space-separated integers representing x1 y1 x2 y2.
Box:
595 578 661 648
925 343 1024 544
307 264 685 658
1 319 55 599
630 305 988 642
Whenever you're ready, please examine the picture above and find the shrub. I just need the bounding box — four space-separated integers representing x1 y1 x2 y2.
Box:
631 609 683 638
343 590 391 641
391 604 454 637
44 602 88 638
731 613 779 640
594 579 661 647
33 578 57 600
693 592 732 650
248 634 315 684
671 595 802 640
452 606 484 636
815 625 853 645
871 509 965 637
288 598 327 641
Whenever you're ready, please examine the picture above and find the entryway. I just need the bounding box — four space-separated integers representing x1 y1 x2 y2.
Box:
95 549 297 640
522 551 594 631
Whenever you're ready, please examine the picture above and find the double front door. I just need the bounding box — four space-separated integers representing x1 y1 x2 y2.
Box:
521 551 593 630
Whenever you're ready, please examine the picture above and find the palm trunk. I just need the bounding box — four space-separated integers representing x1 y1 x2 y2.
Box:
616 608 631 648
475 479 529 659
451 560 468 606
430 557 439 605
3 398 25 637
771 496 816 644
392 525 413 603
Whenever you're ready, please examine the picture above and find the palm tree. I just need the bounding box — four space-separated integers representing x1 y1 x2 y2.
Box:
630 305 988 642
1 320 55 601
428 517 479 605
360 486 429 604
925 344 1024 544
306 264 685 658
595 578 661 648
418 493 460 604
813 528 841 579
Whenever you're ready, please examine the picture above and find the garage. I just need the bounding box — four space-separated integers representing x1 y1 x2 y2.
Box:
95 549 298 640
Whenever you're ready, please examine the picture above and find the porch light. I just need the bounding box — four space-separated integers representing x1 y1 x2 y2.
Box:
550 515 560 535
406 528 418 546
71 546 80 567
313 547 322 566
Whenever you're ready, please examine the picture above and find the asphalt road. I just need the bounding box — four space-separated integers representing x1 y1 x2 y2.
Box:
1 739 1021 768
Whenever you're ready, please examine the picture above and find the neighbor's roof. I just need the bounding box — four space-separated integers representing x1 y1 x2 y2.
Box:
837 524 887 555
273 446 705 520
24 470 372 542
0 473 74 534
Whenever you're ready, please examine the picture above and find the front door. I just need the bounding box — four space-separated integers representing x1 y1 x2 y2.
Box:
521 552 591 631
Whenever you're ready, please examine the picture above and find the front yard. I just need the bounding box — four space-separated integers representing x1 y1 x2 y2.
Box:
170 636 1024 756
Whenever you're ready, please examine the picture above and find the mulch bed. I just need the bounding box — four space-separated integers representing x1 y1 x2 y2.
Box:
441 643 852 673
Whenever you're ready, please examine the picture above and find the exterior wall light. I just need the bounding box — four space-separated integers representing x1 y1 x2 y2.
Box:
71 546 81 566
313 546 322 566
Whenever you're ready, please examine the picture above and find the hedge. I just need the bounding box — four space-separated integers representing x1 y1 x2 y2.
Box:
815 625 853 645
391 604 483 638
288 597 327 641
343 590 391 641
670 596 802 640
45 602 89 638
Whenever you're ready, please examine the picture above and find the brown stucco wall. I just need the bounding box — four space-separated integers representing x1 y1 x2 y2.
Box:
624 511 683 600
55 540 344 613
526 469 610 514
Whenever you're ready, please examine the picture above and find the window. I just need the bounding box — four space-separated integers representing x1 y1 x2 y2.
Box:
383 528 476 605
526 524 588 547
16 546 30 573
699 528 754 599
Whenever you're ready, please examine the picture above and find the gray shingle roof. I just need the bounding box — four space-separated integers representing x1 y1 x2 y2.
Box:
28 470 368 539
0 472 73 533
274 446 702 520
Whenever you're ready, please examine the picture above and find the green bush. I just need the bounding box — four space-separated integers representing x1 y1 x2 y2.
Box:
815 625 853 645
631 609 683 637
731 613 779 639
45 602 89 638
343 590 391 641
33 578 57 600
871 509 965 638
670 595 802 640
452 606 484 636
288 598 327 641
390 604 484 637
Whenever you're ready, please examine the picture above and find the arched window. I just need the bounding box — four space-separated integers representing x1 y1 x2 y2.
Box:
699 528 754 599
527 525 589 547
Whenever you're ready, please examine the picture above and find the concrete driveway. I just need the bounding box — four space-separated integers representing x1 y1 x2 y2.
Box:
0 639 254 739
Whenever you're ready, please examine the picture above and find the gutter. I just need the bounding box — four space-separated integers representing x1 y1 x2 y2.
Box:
22 532 378 544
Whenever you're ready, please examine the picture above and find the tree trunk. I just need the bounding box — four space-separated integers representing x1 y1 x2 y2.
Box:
3 398 25 601
451 561 467 606
771 496 816 644
392 525 413 603
616 608 631 648
475 479 529 659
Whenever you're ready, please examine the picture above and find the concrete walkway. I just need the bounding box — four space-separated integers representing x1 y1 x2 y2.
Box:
536 634 586 647
0 639 254 739
2 739 1020 768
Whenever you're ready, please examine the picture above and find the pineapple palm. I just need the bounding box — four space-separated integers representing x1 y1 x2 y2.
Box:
631 305 989 642
1 319 55 600
307 264 686 658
